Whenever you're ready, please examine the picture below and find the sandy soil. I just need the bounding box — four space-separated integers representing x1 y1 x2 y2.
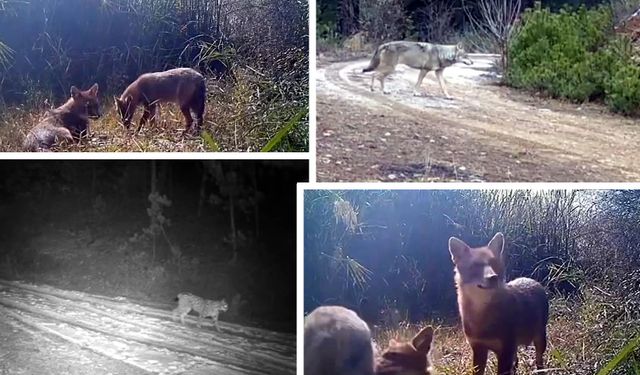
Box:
316 54 640 182
0 280 295 375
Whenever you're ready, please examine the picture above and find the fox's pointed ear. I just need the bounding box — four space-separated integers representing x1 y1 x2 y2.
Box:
412 326 433 354
70 86 80 98
487 232 504 258
449 237 469 264
89 83 99 96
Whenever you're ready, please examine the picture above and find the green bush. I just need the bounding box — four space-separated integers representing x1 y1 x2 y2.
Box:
507 4 640 115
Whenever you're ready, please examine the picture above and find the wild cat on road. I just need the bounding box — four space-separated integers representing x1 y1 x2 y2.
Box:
172 293 228 332
362 41 473 99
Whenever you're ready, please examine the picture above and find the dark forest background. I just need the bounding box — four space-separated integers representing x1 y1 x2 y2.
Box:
0 160 306 333
0 0 308 151
304 189 640 372
317 0 634 44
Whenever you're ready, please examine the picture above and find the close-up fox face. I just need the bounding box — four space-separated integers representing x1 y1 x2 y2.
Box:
448 233 505 291
71 84 101 119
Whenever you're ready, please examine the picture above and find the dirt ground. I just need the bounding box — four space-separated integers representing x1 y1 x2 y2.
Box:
316 54 640 182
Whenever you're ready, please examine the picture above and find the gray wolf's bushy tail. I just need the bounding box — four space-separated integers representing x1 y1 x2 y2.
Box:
362 44 383 73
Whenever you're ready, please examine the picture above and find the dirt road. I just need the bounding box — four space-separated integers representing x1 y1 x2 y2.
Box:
316 55 640 182
0 280 295 374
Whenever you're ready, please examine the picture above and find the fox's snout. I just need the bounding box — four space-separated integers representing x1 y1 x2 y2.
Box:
475 266 500 289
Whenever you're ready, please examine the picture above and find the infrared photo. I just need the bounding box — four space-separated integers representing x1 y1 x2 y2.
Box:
303 189 640 374
0 160 305 374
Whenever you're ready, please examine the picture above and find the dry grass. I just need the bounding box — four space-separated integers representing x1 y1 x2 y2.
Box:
373 294 638 375
0 79 308 152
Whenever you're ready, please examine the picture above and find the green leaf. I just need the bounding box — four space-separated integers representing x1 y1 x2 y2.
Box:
260 106 308 152
596 335 640 375
201 131 220 152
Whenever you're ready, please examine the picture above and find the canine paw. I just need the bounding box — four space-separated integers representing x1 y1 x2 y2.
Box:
382 90 391 95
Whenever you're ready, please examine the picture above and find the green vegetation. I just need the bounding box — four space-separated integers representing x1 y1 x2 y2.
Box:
508 4 640 115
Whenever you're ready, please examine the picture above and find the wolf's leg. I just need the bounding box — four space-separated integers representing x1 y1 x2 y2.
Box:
413 69 428 96
497 343 517 375
435 69 451 99
148 104 158 126
180 105 194 135
379 73 390 95
137 106 151 133
370 74 376 92
533 331 547 369
471 344 488 375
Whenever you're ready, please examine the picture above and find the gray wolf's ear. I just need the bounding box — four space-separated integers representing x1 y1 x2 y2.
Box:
487 232 504 258
70 86 80 97
457 42 464 50
89 83 99 95
449 237 469 264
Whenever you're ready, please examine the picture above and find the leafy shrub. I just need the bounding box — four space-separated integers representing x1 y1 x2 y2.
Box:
507 4 640 114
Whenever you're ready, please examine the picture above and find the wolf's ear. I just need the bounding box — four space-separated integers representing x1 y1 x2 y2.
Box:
89 83 99 96
487 232 504 258
70 86 80 98
456 42 464 50
412 326 433 354
449 237 470 264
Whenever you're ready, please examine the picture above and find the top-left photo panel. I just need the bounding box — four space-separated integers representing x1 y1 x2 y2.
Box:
0 0 309 152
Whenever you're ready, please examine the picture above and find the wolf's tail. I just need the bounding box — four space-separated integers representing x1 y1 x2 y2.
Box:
362 44 384 73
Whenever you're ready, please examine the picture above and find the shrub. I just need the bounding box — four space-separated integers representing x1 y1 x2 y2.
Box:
507 4 640 114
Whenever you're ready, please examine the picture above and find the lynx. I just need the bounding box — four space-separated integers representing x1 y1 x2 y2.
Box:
172 293 228 331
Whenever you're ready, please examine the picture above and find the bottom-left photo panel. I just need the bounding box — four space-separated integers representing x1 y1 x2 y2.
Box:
0 159 303 374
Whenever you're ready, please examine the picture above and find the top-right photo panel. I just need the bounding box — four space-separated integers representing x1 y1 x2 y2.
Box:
316 0 640 182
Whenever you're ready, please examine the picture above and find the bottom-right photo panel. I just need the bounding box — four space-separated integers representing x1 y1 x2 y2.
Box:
302 188 639 375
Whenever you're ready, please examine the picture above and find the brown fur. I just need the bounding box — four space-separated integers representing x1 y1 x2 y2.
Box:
448 232 549 375
23 84 100 152
115 67 206 135
304 305 434 375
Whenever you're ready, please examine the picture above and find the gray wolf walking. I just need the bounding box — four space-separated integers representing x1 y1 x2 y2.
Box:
362 41 473 98
115 67 206 135
448 232 549 375
23 84 101 152
304 305 434 375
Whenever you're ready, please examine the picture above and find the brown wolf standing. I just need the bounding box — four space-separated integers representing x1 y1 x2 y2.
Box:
23 84 101 152
448 232 549 375
304 305 434 375
115 67 206 135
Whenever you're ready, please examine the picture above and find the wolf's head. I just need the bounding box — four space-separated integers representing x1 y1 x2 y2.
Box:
114 95 134 128
448 232 505 292
70 83 101 119
455 42 473 66
375 326 434 375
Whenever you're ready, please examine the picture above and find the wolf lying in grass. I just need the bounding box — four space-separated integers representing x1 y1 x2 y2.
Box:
23 83 100 152
304 305 434 375
115 67 206 135
448 232 549 375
